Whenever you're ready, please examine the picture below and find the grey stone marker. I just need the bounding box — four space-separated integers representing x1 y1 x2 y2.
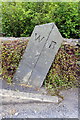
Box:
13 23 63 88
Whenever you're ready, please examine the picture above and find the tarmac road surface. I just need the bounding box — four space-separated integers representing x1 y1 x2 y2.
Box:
0 80 78 119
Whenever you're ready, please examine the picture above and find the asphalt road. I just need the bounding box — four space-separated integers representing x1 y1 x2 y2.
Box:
0 80 78 119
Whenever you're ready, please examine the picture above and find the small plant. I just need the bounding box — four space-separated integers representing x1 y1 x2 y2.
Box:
7 77 12 83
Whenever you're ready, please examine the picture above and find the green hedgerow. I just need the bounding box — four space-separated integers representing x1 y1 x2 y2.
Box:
1 40 80 90
45 44 79 90
1 39 28 82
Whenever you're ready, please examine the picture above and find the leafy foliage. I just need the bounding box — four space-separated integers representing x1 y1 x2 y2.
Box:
1 39 79 90
1 2 79 89
2 2 79 38
45 44 80 90
1 39 28 82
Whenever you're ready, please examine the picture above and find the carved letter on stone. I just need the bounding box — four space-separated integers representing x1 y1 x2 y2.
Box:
35 33 45 42
49 41 57 49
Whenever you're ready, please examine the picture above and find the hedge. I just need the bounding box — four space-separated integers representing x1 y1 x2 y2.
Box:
2 2 79 38
1 39 79 90
1 39 28 82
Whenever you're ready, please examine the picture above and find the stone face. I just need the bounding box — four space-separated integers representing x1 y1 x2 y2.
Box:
28 24 63 87
13 23 63 88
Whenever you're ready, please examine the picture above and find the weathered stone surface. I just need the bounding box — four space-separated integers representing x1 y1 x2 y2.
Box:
13 23 63 88
13 23 55 84
28 24 63 87
1 89 58 103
